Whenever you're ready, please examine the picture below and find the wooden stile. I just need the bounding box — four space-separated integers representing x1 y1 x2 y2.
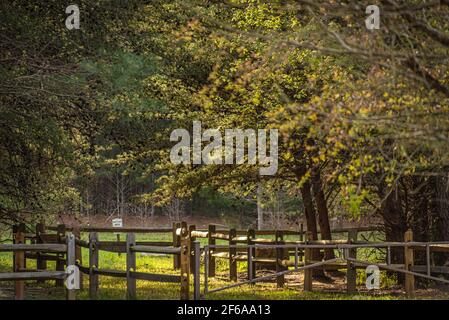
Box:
89 232 99 299
229 228 237 282
304 231 313 292
275 230 285 288
404 230 415 298
247 229 256 282
35 223 47 284
66 233 76 300
126 233 137 300
14 224 25 300
73 227 83 289
173 222 181 269
189 224 196 274
193 240 201 300
55 224 66 287
346 230 358 294
208 225 216 277
180 222 190 300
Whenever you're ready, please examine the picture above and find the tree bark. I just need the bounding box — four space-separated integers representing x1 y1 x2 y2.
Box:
301 181 318 241
432 175 449 265
300 181 325 277
312 171 335 260
434 175 449 241
379 187 408 264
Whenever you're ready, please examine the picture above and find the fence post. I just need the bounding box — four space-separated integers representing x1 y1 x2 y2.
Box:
304 231 313 292
193 240 201 300
247 229 256 282
404 229 415 298
173 222 181 269
12 225 16 268
229 228 237 282
275 230 285 288
89 232 99 299
346 229 358 294
208 225 216 277
55 224 66 287
36 222 47 284
14 223 26 300
189 224 196 274
180 222 190 300
66 233 76 300
73 226 83 290
126 233 137 300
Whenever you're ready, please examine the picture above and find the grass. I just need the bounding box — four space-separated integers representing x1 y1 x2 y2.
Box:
0 232 447 300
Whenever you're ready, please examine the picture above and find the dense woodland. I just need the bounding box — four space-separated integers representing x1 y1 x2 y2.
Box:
1 1 449 264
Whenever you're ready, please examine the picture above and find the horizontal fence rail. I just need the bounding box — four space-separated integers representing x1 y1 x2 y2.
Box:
199 232 449 299
48 226 173 233
0 244 67 252
3 225 76 300
6 221 449 301
131 245 181 254
0 271 67 281
47 224 382 236
83 223 191 300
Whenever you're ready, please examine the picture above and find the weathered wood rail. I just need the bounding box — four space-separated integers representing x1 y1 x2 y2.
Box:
186 224 383 288
46 222 381 279
27 221 385 296
8 221 449 300
1 224 76 300
74 222 191 300
201 230 449 298
4 222 192 300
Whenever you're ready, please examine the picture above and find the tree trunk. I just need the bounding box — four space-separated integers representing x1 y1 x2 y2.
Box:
312 171 335 260
301 181 318 240
379 187 408 264
434 175 449 241
432 175 449 265
300 181 325 277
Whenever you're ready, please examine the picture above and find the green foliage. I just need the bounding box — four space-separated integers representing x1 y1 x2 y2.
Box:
2 0 449 246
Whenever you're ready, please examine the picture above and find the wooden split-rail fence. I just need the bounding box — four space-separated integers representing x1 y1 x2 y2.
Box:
1 224 77 300
187 224 384 288
5 222 192 300
201 230 449 298
46 222 380 288
3 221 449 299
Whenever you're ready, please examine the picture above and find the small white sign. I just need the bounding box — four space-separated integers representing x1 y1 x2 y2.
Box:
112 218 123 228
112 218 123 235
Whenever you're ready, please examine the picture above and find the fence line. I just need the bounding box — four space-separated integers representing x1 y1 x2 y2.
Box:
84 222 191 300
46 222 382 278
201 231 449 298
5 221 449 300
1 224 76 300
